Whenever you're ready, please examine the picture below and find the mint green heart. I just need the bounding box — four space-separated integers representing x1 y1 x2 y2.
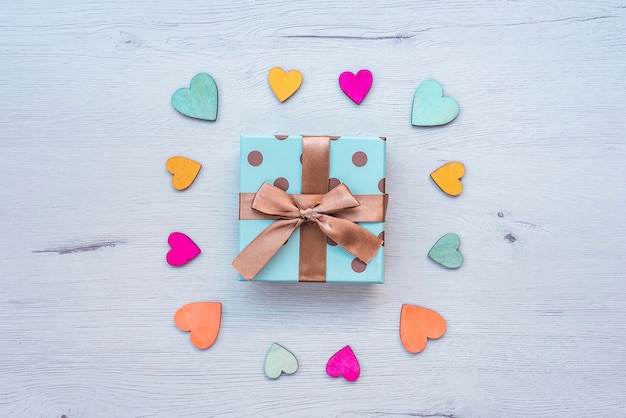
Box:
171 73 218 121
411 79 459 126
428 233 463 269
264 343 298 379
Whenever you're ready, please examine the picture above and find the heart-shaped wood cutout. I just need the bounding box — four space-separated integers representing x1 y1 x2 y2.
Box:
171 73 218 121
264 343 298 379
166 156 201 191
430 162 465 196
338 69 373 105
411 79 459 126
326 345 360 382
428 233 463 269
166 232 201 267
174 302 222 350
268 67 303 102
400 304 447 354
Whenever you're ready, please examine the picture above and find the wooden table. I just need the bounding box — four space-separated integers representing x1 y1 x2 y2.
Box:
2 1 625 417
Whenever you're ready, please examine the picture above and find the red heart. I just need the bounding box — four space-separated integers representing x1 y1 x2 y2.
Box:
174 302 222 349
166 232 201 266
400 304 447 354
326 345 360 382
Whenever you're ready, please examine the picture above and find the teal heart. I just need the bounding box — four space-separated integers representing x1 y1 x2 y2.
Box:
428 233 463 269
264 343 298 379
411 79 459 126
171 73 218 121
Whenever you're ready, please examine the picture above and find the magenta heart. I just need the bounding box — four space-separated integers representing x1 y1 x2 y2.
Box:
326 345 360 382
166 232 201 266
338 69 373 105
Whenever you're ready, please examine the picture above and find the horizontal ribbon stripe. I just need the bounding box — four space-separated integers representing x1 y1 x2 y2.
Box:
239 193 387 222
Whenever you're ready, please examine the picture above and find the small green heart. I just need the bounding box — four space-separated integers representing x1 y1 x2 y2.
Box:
264 343 298 379
428 233 463 269
411 79 459 127
171 73 218 121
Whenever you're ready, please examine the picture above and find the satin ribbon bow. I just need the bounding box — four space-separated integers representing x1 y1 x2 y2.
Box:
233 182 383 280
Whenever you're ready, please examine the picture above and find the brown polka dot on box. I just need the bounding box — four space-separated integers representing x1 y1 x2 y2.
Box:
247 150 263 166
273 177 289 192
378 178 386 193
352 151 368 167
351 258 367 273
328 177 341 190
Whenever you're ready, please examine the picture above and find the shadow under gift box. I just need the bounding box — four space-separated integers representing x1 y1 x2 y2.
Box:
236 135 387 283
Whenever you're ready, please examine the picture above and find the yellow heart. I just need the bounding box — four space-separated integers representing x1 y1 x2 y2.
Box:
166 156 202 191
430 162 465 196
268 67 302 102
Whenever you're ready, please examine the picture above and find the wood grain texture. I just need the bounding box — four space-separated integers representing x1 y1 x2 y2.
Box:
1 1 626 417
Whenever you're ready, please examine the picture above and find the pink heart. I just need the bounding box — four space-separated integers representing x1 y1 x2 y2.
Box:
326 345 360 382
167 232 201 266
338 69 373 105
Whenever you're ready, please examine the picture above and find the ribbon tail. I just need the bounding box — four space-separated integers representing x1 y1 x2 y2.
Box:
315 215 383 263
233 218 302 280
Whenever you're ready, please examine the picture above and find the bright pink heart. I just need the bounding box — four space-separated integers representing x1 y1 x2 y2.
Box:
167 232 201 266
326 345 360 382
338 69 373 105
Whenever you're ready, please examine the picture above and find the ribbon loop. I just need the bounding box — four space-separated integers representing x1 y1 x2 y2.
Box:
251 182 301 219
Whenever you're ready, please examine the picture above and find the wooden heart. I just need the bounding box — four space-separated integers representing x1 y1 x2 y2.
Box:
268 67 302 102
326 345 360 382
171 73 218 121
400 304 447 354
430 162 465 196
338 69 373 105
174 302 222 350
166 156 201 191
166 232 201 267
411 79 459 126
264 343 298 379
428 233 463 269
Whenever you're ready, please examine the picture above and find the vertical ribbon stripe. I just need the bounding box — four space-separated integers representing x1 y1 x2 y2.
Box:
299 136 331 281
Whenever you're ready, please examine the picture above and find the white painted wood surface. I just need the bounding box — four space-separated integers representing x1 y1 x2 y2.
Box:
2 1 626 417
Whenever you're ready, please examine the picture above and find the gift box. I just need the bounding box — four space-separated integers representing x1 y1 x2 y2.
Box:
233 135 387 283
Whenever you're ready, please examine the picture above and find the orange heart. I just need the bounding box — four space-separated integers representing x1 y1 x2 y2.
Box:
400 304 447 354
166 156 202 191
430 162 465 196
174 302 222 349
268 67 303 102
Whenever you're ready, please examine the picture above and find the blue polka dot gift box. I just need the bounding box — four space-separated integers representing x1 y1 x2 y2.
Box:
232 135 387 283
